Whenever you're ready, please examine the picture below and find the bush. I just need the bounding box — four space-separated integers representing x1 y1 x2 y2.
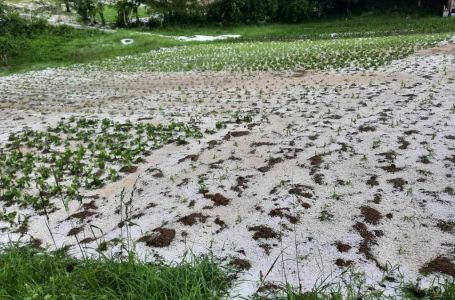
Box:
207 0 245 24
0 36 26 66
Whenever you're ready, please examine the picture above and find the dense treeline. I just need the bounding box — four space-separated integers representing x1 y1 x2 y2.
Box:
207 0 447 23
69 0 447 26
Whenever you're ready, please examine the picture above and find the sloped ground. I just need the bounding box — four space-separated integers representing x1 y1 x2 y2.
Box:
0 43 454 298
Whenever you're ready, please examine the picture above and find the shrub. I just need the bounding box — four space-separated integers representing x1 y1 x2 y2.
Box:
0 36 27 66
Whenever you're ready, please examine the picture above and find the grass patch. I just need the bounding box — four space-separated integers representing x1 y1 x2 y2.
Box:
145 14 455 41
0 245 230 300
0 27 182 75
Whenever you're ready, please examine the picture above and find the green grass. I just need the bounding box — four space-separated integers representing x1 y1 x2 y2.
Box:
0 245 230 300
0 27 183 75
145 14 455 41
1 244 452 300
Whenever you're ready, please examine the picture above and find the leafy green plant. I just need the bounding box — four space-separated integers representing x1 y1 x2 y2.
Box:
0 118 203 211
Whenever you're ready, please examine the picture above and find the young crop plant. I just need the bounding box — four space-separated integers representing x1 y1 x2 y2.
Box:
0 118 203 218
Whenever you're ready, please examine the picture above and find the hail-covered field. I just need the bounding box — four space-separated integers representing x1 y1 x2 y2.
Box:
0 34 455 298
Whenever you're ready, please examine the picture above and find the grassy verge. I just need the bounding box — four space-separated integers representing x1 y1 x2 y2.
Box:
0 244 453 300
0 245 230 300
0 27 183 75
145 14 455 41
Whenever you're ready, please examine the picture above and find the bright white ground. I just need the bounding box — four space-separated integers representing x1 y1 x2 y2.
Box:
0 43 454 298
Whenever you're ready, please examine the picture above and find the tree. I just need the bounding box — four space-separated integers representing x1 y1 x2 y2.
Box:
0 0 8 19
342 0 359 15
207 0 245 23
277 0 314 23
243 0 278 22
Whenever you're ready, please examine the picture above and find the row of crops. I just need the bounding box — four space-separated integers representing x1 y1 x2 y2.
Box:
77 34 449 72
0 117 202 216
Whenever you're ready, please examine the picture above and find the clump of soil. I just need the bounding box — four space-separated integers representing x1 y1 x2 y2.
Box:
204 193 230 206
418 156 431 164
336 242 352 253
83 200 98 210
258 157 284 173
445 155 455 164
67 226 84 236
436 220 455 233
69 211 97 221
419 256 455 277
230 131 250 137
119 165 138 173
214 217 228 233
377 151 397 162
178 213 208 226
269 208 298 224
300 201 311 209
352 221 384 270
146 167 164 178
380 164 404 173
335 258 354 268
404 130 420 135
231 176 249 197
224 131 250 140
80 237 96 244
387 177 407 191
444 186 454 195
251 141 276 147
289 184 314 198
373 193 382 204
259 244 272 255
248 225 279 240
313 173 325 185
398 137 410 150
366 175 379 187
359 125 376 132
309 154 323 167
138 228 176 248
360 206 383 225
230 258 252 271
178 154 199 164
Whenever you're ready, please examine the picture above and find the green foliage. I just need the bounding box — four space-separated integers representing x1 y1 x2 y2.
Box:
0 245 230 300
0 118 203 211
80 33 447 72
0 36 24 66
0 0 7 19
114 0 140 26
205 0 446 25
207 0 245 23
75 0 96 22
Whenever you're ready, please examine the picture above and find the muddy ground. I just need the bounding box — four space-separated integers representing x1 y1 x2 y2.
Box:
0 44 454 297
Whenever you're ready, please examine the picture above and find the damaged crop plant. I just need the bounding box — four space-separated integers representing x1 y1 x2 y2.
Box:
0 117 202 215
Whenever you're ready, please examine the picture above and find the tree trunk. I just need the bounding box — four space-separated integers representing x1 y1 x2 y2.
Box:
65 0 70 12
